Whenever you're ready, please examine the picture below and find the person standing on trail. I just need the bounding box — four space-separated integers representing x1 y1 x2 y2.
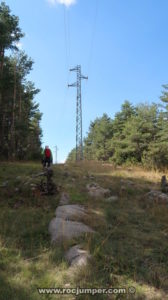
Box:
42 146 53 168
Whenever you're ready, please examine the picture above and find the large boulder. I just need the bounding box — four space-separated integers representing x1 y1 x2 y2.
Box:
55 205 86 220
65 244 91 267
86 183 110 198
49 218 94 242
145 190 168 205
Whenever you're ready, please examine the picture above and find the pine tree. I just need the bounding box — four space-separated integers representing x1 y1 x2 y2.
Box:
111 101 136 164
0 2 42 160
84 114 113 161
145 85 168 169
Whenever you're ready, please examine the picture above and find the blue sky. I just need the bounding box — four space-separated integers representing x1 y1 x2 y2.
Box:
4 0 168 162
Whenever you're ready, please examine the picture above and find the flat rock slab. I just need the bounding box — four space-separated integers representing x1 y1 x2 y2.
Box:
86 183 110 198
55 205 86 220
65 244 91 267
49 217 94 242
59 192 70 205
145 190 168 204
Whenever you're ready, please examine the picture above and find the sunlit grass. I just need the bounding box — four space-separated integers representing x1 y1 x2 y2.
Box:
0 161 167 299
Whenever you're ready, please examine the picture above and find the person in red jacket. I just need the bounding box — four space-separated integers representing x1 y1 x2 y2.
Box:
42 146 53 168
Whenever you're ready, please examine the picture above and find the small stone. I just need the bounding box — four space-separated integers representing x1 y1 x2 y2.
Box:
63 171 70 177
30 183 36 187
120 179 134 185
86 183 110 198
14 200 24 209
23 181 30 186
145 190 168 205
105 196 119 203
0 181 8 188
65 245 91 267
86 183 98 189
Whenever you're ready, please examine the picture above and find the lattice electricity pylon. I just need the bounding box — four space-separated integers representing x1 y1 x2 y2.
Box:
68 65 88 161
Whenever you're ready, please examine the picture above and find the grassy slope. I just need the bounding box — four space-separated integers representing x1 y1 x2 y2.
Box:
0 161 168 300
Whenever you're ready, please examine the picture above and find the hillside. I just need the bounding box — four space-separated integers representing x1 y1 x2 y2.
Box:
0 162 168 299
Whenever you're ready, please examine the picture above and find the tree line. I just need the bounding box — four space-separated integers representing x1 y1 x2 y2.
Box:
67 86 168 170
0 2 42 160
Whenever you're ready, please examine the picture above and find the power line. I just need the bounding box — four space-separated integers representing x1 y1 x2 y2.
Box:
63 6 69 72
59 6 71 121
67 7 71 69
62 2 98 162
68 65 88 161
82 0 99 101
63 6 71 82
56 7 71 127
87 0 99 76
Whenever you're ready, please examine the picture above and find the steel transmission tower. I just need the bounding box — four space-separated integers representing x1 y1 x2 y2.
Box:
68 65 88 161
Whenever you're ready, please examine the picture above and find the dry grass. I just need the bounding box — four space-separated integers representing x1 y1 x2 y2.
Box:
0 161 168 299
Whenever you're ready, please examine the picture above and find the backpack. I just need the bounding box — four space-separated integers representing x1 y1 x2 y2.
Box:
45 148 51 158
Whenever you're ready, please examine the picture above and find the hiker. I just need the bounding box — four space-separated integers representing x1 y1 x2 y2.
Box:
42 146 53 168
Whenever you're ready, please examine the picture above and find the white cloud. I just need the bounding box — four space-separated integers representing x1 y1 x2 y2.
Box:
47 0 76 7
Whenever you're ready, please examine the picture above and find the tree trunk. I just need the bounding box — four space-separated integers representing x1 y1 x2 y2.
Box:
2 112 5 143
11 62 17 159
0 48 4 151
0 48 4 77
19 88 22 119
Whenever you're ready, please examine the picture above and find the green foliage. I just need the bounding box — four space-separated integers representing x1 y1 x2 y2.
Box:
143 86 168 169
115 103 158 164
0 2 24 53
67 94 168 169
66 147 76 162
84 113 113 161
0 2 42 160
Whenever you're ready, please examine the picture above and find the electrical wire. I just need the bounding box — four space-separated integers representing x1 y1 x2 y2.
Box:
82 0 99 100
57 5 71 125
88 0 99 77
61 1 99 130
63 5 69 73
